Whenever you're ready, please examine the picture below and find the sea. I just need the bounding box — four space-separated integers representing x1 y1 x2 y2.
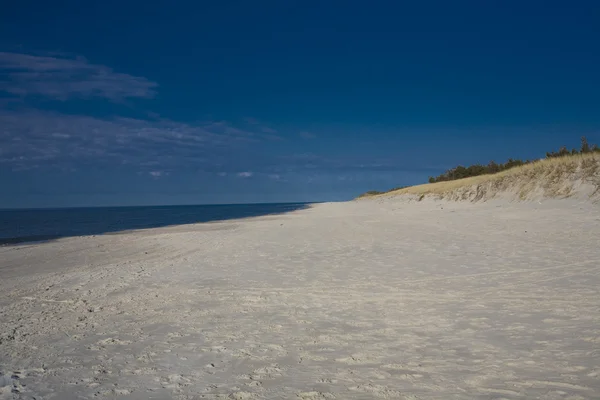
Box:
0 203 311 245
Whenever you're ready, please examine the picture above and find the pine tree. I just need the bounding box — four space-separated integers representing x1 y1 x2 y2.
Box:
581 136 591 153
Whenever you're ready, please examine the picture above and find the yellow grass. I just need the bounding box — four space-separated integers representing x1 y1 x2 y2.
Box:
361 153 600 202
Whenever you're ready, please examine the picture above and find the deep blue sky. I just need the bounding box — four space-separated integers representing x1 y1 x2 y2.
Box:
1 0 599 207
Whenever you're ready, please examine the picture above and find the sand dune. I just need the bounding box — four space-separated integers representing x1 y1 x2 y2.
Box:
1 197 600 399
360 152 600 203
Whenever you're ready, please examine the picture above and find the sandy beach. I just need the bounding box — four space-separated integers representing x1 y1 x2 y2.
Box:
1 197 600 399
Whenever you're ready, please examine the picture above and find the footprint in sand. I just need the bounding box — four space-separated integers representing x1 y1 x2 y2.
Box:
229 392 259 400
246 380 262 388
160 373 191 388
335 354 380 365
96 337 132 346
317 378 338 384
349 383 403 397
0 372 24 395
252 364 284 378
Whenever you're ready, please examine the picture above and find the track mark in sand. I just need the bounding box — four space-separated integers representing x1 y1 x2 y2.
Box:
363 370 392 380
335 353 382 365
21 296 74 304
297 391 336 399
381 364 427 380
381 363 410 370
398 259 600 285
245 379 262 388
228 392 259 400
396 373 424 382
477 387 524 398
251 364 285 379
299 353 328 362
94 387 135 397
512 380 593 391
96 337 132 346
316 378 338 385
157 373 195 393
121 367 156 376
113 388 134 395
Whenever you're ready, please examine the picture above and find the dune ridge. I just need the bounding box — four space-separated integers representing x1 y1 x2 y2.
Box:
359 153 600 203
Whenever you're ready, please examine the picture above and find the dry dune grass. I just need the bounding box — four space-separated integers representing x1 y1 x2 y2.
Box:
365 153 600 202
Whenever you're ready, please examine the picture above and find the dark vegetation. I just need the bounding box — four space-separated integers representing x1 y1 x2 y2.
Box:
358 137 600 198
427 136 600 184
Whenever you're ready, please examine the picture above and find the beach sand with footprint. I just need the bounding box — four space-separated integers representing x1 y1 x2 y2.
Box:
1 198 600 399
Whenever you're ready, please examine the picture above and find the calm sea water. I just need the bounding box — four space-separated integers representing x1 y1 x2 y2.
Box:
0 203 310 245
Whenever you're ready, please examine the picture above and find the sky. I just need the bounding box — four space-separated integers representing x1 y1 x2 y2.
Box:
1 0 599 208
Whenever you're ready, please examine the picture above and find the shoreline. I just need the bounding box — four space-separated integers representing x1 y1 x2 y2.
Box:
0 202 316 247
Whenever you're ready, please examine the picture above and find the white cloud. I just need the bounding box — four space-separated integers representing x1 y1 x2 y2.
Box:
0 110 257 171
0 52 157 101
237 171 253 178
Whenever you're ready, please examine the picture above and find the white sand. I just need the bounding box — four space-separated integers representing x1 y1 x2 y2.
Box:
1 198 600 399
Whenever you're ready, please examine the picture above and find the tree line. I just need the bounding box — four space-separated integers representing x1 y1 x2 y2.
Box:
428 136 600 184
